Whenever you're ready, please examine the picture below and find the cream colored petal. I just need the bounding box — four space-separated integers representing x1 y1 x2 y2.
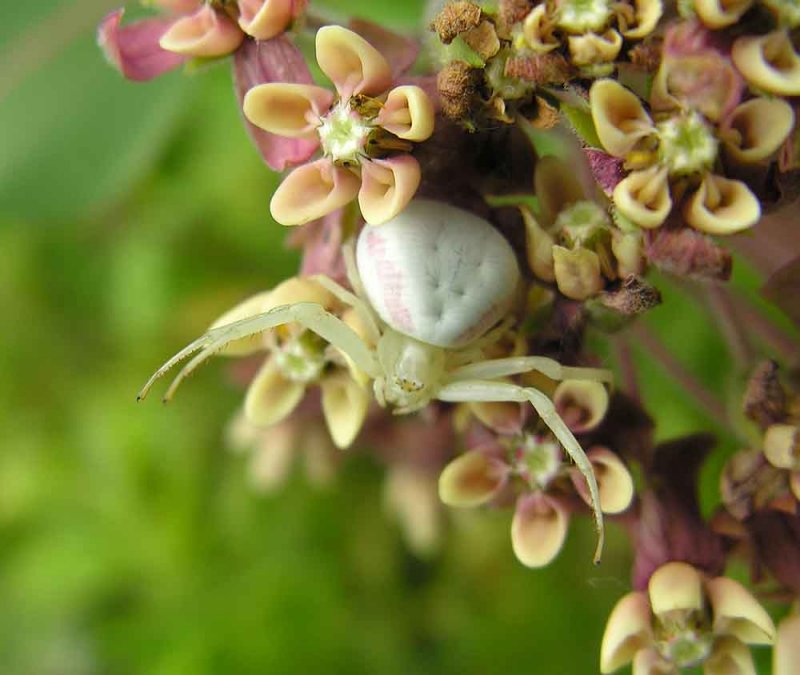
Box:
510 493 569 568
438 449 506 507
358 156 421 225
568 30 623 68
648 561 704 616
320 373 369 448
590 79 655 158
705 576 776 645
244 358 306 427
159 5 244 57
535 155 586 225
600 592 653 673
763 424 799 470
384 466 442 557
315 25 392 97
632 648 676 675
553 246 605 300
522 5 560 53
791 471 800 502
611 229 644 276
468 401 524 435
376 85 435 142
270 159 361 226
237 0 293 40
774 614 800 675
589 447 635 514
732 31 800 97
723 98 795 164
684 174 760 236
554 379 609 434
209 290 274 356
704 635 756 675
300 425 337 487
264 276 336 312
249 420 296 492
243 83 333 137
613 166 671 229
522 207 556 281
694 0 753 29
621 0 663 39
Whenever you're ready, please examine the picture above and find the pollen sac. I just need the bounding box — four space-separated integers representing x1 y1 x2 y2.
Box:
356 199 520 348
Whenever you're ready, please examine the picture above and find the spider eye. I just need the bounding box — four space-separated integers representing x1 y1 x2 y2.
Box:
395 377 423 393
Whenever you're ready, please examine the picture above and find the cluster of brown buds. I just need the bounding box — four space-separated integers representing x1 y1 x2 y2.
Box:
98 0 800 671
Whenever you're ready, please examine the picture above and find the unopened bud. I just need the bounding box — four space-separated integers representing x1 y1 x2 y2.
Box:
430 1 482 44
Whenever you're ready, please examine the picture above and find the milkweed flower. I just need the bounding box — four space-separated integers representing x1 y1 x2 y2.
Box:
600 561 776 674
589 77 794 234
439 380 633 568
208 276 371 449
99 0 303 81
243 26 435 226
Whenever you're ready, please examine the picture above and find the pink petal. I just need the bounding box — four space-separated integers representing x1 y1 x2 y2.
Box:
293 209 348 282
150 0 202 13
233 36 319 171
98 9 187 82
348 18 419 79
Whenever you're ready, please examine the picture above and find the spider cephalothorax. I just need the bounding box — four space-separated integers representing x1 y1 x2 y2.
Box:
138 199 612 563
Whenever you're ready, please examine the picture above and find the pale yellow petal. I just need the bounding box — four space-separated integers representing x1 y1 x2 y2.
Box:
510 493 569 568
315 25 392 97
763 424 799 470
243 83 333 137
209 290 274 356
648 561 704 616
684 174 760 236
632 648 676 675
600 591 653 673
613 166 671 229
376 85 435 141
774 614 800 675
522 5 560 53
554 379 609 434
553 245 605 300
704 635 756 675
723 98 795 164
732 30 800 97
237 0 293 40
705 576 776 645
384 465 442 556
264 276 336 312
159 5 244 57
320 373 369 448
694 0 753 29
568 30 622 68
621 0 663 39
590 79 655 158
270 159 361 226
611 229 644 276
534 156 586 226
589 447 635 514
244 358 306 427
358 156 421 225
249 420 296 492
438 450 505 507
522 207 556 281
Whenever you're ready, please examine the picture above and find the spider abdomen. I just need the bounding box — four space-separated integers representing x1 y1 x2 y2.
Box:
356 199 520 348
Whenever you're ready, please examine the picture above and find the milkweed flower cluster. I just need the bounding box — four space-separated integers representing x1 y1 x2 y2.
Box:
99 0 800 671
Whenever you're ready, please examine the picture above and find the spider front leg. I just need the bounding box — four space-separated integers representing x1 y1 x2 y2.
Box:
448 356 613 385
309 274 382 345
436 379 605 565
137 302 381 402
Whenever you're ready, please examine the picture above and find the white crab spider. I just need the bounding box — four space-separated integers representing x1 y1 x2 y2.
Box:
138 199 612 563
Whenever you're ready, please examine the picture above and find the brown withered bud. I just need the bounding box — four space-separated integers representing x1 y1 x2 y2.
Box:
743 361 788 429
529 96 560 130
597 276 662 316
462 20 501 60
437 61 482 120
645 227 732 281
430 1 482 44
628 37 663 72
497 0 534 31
505 53 573 85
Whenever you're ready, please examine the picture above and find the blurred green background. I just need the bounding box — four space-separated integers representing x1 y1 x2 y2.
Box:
0 1 794 673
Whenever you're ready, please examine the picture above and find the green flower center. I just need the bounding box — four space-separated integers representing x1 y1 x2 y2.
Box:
556 0 612 33
657 112 718 176
318 100 373 165
554 200 610 245
275 331 327 383
654 610 713 668
514 435 562 488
